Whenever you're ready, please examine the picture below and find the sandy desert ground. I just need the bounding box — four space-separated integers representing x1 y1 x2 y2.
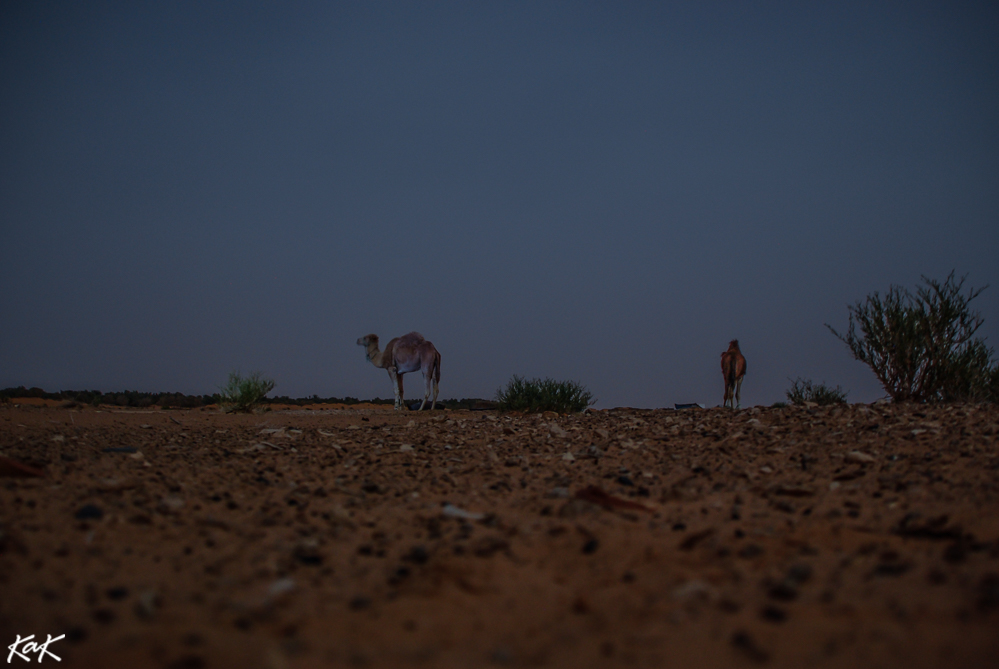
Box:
1 400 997 668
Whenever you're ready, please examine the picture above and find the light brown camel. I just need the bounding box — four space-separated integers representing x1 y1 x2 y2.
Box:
721 340 747 409
356 332 441 410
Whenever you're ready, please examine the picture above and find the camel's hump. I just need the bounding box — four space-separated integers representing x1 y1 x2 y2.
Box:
399 331 426 342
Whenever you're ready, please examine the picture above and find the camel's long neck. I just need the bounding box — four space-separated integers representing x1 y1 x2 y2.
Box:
366 343 388 368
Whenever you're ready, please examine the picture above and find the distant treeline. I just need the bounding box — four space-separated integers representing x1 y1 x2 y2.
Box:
0 386 493 410
1 386 218 408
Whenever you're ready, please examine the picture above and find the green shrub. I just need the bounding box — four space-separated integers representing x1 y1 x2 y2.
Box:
827 273 998 402
218 371 275 413
786 378 848 406
496 375 594 413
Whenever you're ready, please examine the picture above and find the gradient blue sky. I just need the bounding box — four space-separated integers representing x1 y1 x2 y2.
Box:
2 1 997 408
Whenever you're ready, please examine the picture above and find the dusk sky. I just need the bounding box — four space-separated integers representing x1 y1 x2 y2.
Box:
2 2 997 408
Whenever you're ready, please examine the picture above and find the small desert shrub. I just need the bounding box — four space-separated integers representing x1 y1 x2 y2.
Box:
786 378 847 406
828 273 998 402
771 401 788 409
496 375 594 413
218 371 275 413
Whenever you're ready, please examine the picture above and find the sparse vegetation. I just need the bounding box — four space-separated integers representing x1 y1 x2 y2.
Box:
828 273 998 403
218 371 275 413
786 378 848 406
771 401 788 409
496 375 594 414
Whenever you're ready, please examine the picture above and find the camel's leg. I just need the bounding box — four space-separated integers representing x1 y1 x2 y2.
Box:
723 382 731 409
389 368 403 410
419 371 437 411
735 377 743 409
418 372 430 411
388 369 397 410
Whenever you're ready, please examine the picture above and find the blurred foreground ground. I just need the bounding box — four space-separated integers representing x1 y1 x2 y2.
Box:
1 401 997 668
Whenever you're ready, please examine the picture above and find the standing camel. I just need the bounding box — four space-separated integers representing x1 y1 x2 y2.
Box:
721 340 747 409
356 332 441 410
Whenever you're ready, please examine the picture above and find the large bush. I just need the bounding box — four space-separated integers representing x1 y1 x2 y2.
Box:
496 375 594 413
218 371 275 413
827 273 998 402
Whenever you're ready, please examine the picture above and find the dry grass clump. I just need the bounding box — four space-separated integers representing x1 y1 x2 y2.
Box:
496 375 593 413
218 371 275 413
786 378 847 406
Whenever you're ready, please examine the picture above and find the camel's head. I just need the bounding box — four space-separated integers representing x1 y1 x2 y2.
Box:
728 339 740 351
357 334 379 360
